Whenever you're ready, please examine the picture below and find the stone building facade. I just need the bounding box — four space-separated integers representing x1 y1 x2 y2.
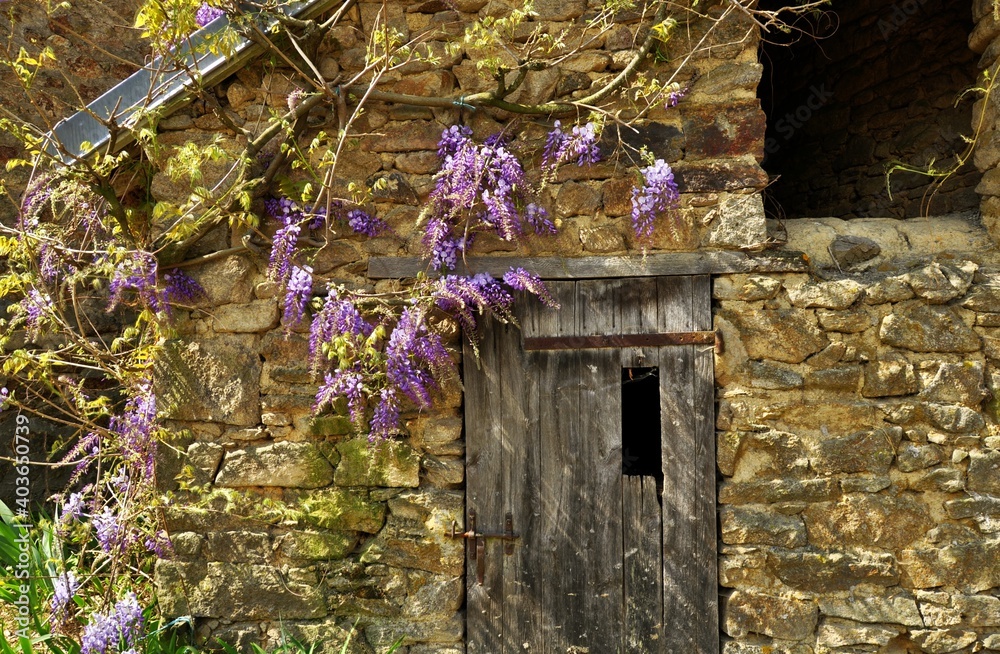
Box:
4 0 1000 652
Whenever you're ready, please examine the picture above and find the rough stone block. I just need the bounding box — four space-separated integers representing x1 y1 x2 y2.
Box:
862 360 918 398
719 478 837 505
748 361 803 389
803 493 932 551
720 506 807 548
707 194 768 249
787 279 864 310
402 571 464 619
720 307 828 364
155 561 325 619
818 591 923 627
900 540 1000 592
156 335 262 426
910 629 977 654
334 439 420 487
363 613 464 649
215 442 335 488
816 308 872 333
804 366 861 391
865 276 914 304
879 304 981 353
968 451 1000 494
213 299 279 333
277 530 359 560
811 426 901 475
300 488 387 533
953 594 1000 626
904 263 975 304
713 275 783 301
204 531 271 563
729 430 809 482
682 101 766 159
962 285 1000 312
186 442 224 487
919 362 988 407
184 255 255 308
897 443 944 472
817 618 902 648
945 494 1000 519
767 549 899 592
926 404 987 434
724 590 817 640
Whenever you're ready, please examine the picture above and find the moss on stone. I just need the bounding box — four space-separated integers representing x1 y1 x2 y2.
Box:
300 488 386 533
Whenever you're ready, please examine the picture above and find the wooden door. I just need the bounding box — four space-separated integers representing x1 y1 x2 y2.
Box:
464 276 718 654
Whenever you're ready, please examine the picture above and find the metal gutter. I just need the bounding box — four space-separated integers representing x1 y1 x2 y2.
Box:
45 0 341 163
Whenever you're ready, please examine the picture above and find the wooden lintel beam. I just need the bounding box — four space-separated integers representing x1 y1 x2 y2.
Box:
366 251 809 280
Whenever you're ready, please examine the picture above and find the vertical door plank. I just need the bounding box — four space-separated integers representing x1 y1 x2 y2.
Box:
576 280 624 653
656 276 702 653
501 296 542 652
624 475 665 652
690 275 719 654
620 277 665 652
464 317 504 652
536 281 580 654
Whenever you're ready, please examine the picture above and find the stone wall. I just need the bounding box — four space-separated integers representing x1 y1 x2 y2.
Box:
147 1 769 652
761 0 981 220
7 1 1000 652
971 0 1000 245
715 217 1000 654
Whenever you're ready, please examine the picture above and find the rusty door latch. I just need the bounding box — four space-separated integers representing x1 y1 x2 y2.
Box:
447 509 519 585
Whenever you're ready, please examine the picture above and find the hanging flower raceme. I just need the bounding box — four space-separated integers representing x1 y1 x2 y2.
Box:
424 124 590 271
80 592 143 654
110 383 157 482
108 250 160 312
542 120 602 173
20 288 53 340
283 265 314 327
630 159 680 240
49 571 79 627
162 268 205 305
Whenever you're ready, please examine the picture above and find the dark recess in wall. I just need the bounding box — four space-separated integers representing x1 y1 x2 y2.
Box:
757 0 981 220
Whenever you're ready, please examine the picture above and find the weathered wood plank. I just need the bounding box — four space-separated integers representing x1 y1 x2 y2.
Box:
619 276 659 369
536 281 581 654
576 280 624 653
691 275 720 654
500 302 542 652
464 318 504 653
367 251 808 279
656 276 702 653
624 476 665 652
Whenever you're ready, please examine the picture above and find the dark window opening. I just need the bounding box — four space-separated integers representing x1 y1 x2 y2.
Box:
621 367 663 479
757 0 981 219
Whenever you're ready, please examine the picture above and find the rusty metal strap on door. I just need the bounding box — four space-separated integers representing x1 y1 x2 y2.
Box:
523 330 723 353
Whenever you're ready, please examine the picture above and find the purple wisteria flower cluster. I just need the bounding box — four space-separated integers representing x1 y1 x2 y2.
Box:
542 120 602 172
265 196 386 329
195 3 225 27
50 570 79 626
630 159 680 240
423 123 599 270
80 592 143 654
108 251 160 312
162 268 205 304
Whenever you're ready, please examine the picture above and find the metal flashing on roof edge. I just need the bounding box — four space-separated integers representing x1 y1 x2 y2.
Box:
45 0 341 164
